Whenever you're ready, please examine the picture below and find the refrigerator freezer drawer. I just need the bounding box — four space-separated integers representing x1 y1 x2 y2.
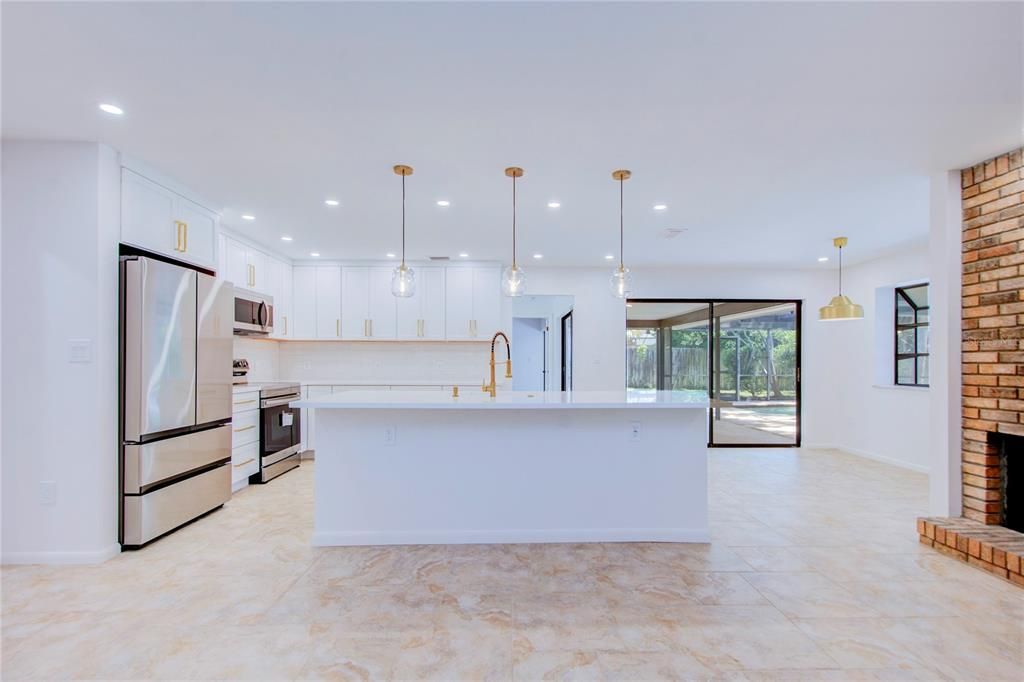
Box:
123 424 231 494
122 463 230 546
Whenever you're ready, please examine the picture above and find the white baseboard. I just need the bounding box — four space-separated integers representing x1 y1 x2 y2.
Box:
312 527 711 546
803 443 929 473
1 542 121 566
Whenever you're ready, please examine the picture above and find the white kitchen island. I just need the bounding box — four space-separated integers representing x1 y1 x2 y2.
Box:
292 390 710 546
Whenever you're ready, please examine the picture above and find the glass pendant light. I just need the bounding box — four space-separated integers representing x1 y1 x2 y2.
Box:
819 236 864 321
391 164 416 298
501 166 526 297
610 169 633 298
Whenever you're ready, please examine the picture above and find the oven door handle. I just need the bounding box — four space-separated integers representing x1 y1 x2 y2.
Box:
261 396 298 408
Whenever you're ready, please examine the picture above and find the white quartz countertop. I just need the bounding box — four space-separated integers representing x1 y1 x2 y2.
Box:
292 390 709 410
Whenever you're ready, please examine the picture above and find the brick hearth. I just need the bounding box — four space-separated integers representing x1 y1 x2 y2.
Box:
917 146 1024 587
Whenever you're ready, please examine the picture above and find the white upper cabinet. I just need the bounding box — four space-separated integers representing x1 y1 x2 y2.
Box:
341 266 396 339
445 266 501 339
221 235 248 288
121 168 217 269
220 234 271 293
291 266 317 338
315 265 342 339
267 257 293 339
368 266 397 339
397 267 445 340
292 264 341 339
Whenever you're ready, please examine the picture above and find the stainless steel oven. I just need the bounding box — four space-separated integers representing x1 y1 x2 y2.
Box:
254 383 301 483
233 292 273 336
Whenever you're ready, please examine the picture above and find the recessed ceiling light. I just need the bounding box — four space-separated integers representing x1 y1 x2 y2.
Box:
436 200 450 207
386 253 396 258
281 236 293 242
324 199 340 206
533 253 543 259
458 252 469 258
310 252 320 257
817 256 829 262
604 254 615 260
241 214 255 221
98 103 123 115
653 204 668 211
547 201 561 209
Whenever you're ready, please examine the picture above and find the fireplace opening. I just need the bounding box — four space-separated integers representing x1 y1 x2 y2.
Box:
995 432 1023 533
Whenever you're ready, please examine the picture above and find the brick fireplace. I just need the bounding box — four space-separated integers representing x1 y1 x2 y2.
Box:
918 147 1024 586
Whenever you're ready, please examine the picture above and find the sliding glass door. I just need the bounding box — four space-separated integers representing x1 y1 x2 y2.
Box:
708 301 800 446
626 299 801 447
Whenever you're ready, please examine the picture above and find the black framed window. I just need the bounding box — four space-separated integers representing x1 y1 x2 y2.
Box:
895 283 929 386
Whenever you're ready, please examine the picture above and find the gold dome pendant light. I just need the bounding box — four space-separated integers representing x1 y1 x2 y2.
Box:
819 236 864 321
610 169 634 298
391 164 416 298
501 166 526 297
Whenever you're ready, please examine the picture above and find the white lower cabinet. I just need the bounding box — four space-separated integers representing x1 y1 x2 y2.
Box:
231 388 261 491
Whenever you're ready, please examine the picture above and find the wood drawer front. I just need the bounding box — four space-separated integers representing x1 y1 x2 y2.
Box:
232 441 260 483
231 409 260 448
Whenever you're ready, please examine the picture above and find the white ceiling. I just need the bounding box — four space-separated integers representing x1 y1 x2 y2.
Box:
3 2 1021 267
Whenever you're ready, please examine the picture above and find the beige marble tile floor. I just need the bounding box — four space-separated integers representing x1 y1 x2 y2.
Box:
2 448 1021 680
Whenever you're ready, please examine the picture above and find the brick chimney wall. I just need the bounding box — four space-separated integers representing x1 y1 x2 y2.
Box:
961 147 1024 524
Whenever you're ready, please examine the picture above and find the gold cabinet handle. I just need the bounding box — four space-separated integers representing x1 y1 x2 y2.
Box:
283 316 288 335
182 222 188 252
336 319 340 337
233 457 255 468
363 319 368 337
233 424 256 433
174 221 186 252
369 319 373 337
233 399 257 406
417 319 424 337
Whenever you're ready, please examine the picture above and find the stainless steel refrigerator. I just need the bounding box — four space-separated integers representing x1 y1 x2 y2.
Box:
120 254 233 547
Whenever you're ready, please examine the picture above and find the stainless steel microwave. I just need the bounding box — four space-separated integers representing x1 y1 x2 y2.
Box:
233 292 273 335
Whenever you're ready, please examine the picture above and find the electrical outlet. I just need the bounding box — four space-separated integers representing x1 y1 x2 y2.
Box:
629 421 641 442
39 480 57 506
384 426 397 446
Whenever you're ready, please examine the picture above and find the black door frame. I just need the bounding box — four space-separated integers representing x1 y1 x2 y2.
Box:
560 310 573 391
627 298 802 448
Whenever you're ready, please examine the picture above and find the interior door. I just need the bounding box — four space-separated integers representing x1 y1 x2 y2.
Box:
196 274 233 426
123 257 197 440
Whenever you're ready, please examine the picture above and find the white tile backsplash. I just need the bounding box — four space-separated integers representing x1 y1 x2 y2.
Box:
233 337 280 381
279 341 491 383
232 338 493 383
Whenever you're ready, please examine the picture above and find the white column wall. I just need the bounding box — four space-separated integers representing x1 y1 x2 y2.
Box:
928 170 963 517
1 141 121 563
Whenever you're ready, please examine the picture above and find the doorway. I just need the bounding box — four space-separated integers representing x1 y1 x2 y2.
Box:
626 299 801 447
511 295 575 392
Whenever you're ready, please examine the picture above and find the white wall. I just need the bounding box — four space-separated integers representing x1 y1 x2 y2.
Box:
1 141 121 563
816 241 932 471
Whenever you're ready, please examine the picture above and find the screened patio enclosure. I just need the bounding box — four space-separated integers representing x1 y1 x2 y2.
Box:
626 299 801 447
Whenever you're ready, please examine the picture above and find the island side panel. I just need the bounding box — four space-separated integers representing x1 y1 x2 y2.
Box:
311 407 708 545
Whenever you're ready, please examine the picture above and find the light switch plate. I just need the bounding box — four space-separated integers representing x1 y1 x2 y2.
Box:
68 338 93 363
